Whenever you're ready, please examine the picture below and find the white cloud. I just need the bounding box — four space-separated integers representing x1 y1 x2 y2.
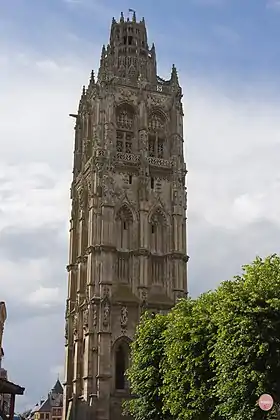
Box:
184 80 280 230
50 364 64 381
0 163 69 230
27 287 61 307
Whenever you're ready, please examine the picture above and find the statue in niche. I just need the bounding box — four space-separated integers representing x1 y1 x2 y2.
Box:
120 306 128 329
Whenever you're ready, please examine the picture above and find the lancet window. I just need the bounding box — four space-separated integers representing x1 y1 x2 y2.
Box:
114 340 130 391
116 205 133 250
150 209 167 254
148 112 165 159
116 105 134 154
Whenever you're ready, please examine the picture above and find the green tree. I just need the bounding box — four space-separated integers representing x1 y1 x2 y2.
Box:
213 255 280 420
125 255 280 420
161 295 219 420
124 312 169 420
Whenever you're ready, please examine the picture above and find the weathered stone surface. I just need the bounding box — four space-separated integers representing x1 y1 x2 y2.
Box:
63 11 188 420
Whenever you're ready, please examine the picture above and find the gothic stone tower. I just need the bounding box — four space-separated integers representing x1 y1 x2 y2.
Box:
63 11 188 420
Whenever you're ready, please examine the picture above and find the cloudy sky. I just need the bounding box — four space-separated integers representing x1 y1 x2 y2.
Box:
1 0 280 412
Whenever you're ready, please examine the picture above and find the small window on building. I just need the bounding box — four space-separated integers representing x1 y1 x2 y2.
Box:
151 178 154 189
40 414 44 420
46 414 49 420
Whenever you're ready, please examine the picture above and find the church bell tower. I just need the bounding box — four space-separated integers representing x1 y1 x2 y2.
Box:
63 11 188 420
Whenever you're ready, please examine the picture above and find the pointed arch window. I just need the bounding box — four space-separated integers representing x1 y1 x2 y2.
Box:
148 112 165 159
116 105 134 154
114 340 130 391
116 205 133 250
150 209 167 254
115 345 126 390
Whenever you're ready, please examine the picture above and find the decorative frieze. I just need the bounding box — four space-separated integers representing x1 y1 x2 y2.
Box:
115 152 140 164
148 156 173 169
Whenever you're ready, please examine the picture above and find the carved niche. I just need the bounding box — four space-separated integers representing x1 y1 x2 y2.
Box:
83 307 89 331
138 165 149 202
101 285 110 328
103 301 110 328
120 306 128 333
73 313 78 337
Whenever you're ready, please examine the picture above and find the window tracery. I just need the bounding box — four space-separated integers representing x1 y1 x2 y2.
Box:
148 112 165 159
116 105 134 153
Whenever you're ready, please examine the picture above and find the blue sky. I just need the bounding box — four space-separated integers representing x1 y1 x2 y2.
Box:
1 0 280 414
2 0 280 87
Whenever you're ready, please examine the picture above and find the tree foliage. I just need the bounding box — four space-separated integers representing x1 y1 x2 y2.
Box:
125 255 280 420
161 295 218 420
213 255 280 420
124 312 169 420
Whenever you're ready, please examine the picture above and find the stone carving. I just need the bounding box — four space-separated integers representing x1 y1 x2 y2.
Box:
92 126 101 147
71 198 78 219
148 156 173 169
172 185 184 207
120 306 128 331
85 286 90 302
102 286 110 299
73 313 78 335
147 94 166 107
139 130 148 151
140 289 148 313
116 152 139 164
104 122 114 150
86 177 93 198
148 112 165 132
83 308 89 329
75 296 79 311
103 302 110 327
138 168 149 201
174 290 186 301
65 300 70 318
93 304 97 327
101 169 121 204
65 318 68 341
141 288 148 302
118 88 133 101
78 187 84 206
